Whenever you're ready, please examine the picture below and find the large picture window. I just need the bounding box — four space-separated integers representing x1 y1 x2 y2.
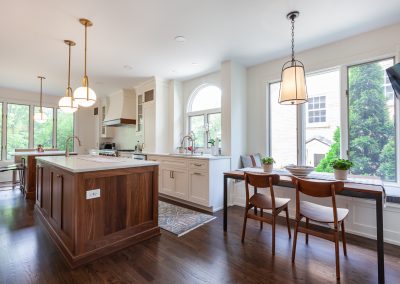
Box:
34 106 54 148
56 109 74 152
7 104 30 159
187 85 221 149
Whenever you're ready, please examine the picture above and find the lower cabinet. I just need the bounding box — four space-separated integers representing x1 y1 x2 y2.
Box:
148 155 230 211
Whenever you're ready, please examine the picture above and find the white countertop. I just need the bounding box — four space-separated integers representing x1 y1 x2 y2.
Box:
145 152 231 160
11 151 75 156
36 155 159 173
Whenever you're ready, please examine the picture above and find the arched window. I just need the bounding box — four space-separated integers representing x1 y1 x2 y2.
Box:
187 85 221 149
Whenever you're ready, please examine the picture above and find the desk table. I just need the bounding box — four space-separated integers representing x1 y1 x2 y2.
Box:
223 170 385 284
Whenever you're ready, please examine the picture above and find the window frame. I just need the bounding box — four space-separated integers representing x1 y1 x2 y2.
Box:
0 101 75 161
268 56 400 186
186 84 221 150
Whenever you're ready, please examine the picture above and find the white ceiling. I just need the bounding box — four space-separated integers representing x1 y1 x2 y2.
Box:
1 0 400 97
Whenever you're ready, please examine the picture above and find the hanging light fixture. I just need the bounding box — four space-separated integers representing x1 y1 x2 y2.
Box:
59 40 79 113
278 11 308 105
73 18 97 107
34 76 48 123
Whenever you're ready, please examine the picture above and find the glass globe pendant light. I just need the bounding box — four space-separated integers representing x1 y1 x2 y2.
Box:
278 11 308 105
73 18 97 107
34 76 48 123
58 40 78 113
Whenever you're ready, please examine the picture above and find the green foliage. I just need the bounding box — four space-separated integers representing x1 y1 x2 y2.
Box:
331 159 353 170
56 110 74 152
261 157 275 165
315 127 340 173
34 107 53 148
348 61 395 180
208 138 215 146
7 104 30 159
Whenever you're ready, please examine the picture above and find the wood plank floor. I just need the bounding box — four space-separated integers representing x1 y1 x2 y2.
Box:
1 188 400 284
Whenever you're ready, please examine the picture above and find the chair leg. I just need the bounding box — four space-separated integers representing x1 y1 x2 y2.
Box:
272 216 276 255
334 231 341 280
260 209 263 230
241 207 248 243
341 221 347 256
292 220 299 262
305 218 309 245
285 207 291 239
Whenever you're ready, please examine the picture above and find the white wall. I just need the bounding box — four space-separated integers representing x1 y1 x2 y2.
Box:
168 80 183 152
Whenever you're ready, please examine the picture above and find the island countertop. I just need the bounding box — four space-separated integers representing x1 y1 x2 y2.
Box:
36 155 159 173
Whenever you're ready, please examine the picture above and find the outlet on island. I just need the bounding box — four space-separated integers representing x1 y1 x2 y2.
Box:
86 189 101 199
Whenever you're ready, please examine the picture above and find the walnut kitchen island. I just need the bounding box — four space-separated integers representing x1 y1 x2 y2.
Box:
35 155 160 268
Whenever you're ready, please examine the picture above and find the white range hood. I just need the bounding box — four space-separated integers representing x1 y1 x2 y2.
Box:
103 89 136 127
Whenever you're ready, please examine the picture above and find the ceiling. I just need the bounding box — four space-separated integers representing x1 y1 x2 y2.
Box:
1 0 400 98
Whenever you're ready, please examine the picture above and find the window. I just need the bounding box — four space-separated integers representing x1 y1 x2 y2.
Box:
308 96 326 123
56 109 74 152
348 58 396 181
7 104 30 159
34 106 54 148
0 103 2 160
187 85 221 149
270 82 297 168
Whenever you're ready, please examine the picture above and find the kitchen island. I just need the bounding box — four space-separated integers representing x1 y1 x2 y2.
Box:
35 155 160 268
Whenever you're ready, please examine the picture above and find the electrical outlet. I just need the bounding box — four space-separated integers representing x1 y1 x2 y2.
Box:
86 189 101 199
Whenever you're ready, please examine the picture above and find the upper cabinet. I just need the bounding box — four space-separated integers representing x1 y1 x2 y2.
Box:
100 98 114 138
134 77 169 153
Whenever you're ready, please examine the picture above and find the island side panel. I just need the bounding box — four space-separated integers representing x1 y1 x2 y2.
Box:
75 166 160 259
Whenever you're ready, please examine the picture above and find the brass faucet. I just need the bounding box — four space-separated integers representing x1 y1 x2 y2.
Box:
65 136 81 157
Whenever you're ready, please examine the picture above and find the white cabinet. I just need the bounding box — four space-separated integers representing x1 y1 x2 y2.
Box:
143 101 155 153
134 77 168 153
148 154 230 212
100 101 113 138
188 171 209 206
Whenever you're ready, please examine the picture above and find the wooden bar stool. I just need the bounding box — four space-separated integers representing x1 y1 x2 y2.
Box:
291 177 349 280
242 173 291 255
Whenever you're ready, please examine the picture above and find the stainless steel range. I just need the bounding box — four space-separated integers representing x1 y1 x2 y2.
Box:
117 150 147 160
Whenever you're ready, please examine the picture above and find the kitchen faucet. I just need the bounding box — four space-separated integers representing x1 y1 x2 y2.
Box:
180 133 196 155
65 136 81 157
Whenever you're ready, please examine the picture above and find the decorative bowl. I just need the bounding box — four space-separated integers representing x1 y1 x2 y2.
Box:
285 165 315 177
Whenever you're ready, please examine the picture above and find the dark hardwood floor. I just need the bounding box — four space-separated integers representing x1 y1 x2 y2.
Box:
1 188 400 284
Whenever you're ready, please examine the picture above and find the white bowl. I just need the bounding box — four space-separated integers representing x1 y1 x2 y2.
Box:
285 165 315 177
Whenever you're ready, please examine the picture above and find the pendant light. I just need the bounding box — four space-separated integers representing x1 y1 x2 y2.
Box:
34 76 48 123
278 11 308 105
73 18 97 107
59 40 79 113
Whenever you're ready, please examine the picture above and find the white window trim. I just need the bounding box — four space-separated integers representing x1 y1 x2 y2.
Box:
268 56 400 187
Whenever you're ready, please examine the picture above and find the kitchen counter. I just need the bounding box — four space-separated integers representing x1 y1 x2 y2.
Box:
145 152 231 160
11 150 76 156
36 155 159 173
35 154 160 268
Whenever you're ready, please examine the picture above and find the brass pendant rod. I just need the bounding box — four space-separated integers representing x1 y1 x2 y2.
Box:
68 43 71 93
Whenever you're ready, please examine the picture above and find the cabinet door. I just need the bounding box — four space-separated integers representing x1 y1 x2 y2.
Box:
160 168 175 196
172 169 188 200
143 102 155 152
188 171 209 206
50 169 63 229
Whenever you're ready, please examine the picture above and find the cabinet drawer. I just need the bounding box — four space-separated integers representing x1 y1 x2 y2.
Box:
161 158 188 169
189 160 208 171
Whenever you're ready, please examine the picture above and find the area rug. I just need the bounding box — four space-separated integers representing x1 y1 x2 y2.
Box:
158 201 216 237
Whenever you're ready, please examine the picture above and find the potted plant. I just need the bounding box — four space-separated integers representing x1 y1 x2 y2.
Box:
261 157 275 173
331 159 353 180
208 138 219 156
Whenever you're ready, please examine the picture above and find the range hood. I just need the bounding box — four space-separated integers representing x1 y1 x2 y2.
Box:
103 89 136 127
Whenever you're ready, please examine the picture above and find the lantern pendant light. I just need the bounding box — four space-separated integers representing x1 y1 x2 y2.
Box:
34 76 48 123
73 18 97 107
278 11 308 105
59 40 79 113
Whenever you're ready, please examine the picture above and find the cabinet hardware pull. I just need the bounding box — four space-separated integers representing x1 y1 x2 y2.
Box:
194 163 202 166
171 171 174 179
170 171 172 178
193 172 202 175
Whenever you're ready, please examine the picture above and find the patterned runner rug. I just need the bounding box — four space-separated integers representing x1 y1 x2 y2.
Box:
159 201 216 237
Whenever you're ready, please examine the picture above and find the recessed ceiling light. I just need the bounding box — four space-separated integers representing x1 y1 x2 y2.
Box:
123 65 133 70
174 36 186 43
171 70 177 73
191 62 199 66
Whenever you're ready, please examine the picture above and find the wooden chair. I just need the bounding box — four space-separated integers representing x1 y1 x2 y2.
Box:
242 173 291 255
291 177 349 280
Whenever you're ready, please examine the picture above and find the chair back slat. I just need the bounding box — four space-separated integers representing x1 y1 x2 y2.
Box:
292 177 344 197
245 173 280 188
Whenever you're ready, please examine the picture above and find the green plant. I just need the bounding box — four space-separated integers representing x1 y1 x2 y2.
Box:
331 159 353 170
208 138 215 146
261 157 275 165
